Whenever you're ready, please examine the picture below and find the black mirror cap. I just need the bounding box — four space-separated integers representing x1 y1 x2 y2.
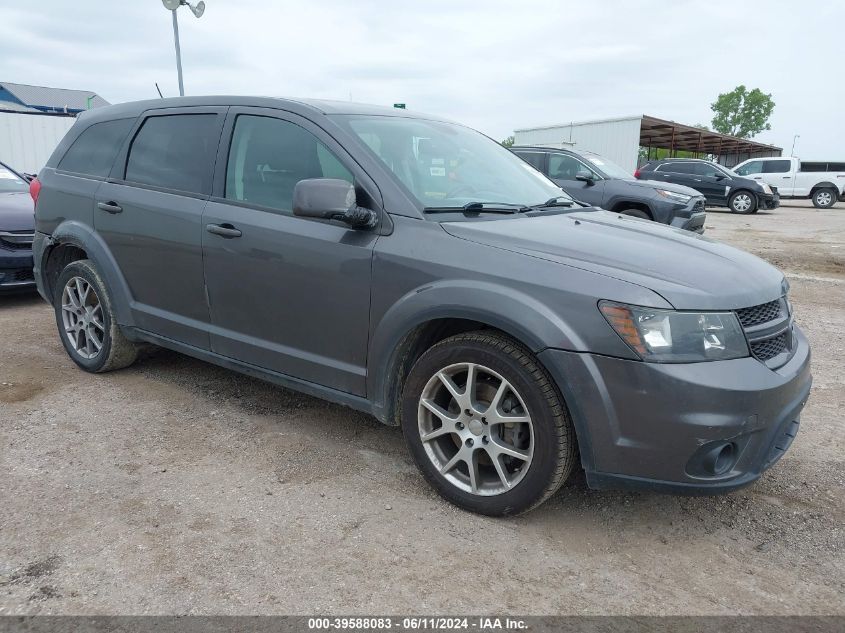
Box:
293 178 377 229
575 170 595 184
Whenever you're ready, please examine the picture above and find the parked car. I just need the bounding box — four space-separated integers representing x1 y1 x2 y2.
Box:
732 157 845 209
0 160 36 292
512 146 706 232
32 97 811 515
636 158 780 214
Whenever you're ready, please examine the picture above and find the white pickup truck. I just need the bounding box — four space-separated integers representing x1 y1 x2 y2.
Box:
733 157 845 209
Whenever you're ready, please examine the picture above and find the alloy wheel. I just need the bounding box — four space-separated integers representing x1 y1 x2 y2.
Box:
417 362 534 496
61 276 105 360
816 191 832 207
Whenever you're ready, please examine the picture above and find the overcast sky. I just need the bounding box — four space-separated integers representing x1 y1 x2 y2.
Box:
1 0 842 158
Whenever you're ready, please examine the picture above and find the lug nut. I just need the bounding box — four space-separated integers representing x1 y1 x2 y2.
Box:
464 409 471 416
481 417 487 424
482 436 489 444
456 422 464 430
466 438 474 447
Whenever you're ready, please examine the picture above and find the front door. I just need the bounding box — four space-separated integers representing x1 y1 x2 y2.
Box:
690 162 731 204
201 108 380 396
547 153 606 207
95 107 226 348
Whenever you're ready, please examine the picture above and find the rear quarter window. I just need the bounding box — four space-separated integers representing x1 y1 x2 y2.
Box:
57 118 135 178
762 160 791 173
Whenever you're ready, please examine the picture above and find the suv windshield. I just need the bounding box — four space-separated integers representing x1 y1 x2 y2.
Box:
331 115 570 211
583 154 633 180
0 165 28 193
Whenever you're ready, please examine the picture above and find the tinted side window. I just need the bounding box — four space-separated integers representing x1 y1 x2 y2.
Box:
734 161 762 176
125 114 217 194
763 160 791 173
514 151 545 172
661 162 695 175
548 154 592 180
225 115 353 213
57 118 134 178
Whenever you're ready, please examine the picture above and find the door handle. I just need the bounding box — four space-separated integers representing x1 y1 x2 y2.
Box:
206 223 242 238
97 201 123 214
783 176 791 179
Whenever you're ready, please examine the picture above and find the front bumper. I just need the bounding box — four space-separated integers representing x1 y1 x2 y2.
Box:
0 248 35 290
538 325 811 493
667 196 706 233
759 191 780 210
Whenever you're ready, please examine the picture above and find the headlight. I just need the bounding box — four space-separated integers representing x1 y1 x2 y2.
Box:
761 183 773 194
655 189 692 203
599 301 749 362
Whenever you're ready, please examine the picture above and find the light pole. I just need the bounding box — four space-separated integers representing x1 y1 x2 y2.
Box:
161 0 206 97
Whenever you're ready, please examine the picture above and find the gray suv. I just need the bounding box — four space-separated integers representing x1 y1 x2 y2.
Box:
512 146 706 233
32 97 811 515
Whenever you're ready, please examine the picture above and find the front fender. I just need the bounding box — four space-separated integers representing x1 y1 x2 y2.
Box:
41 220 136 328
367 279 598 423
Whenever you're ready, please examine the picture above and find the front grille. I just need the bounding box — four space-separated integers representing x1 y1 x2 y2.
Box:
0 231 34 251
693 199 705 213
750 332 788 361
736 300 783 328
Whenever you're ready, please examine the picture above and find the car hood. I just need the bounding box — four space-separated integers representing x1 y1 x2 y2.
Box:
0 191 35 232
441 209 785 310
624 178 703 197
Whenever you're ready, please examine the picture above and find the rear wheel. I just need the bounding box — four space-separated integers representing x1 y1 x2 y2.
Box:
812 188 837 209
401 331 576 516
729 191 757 214
54 259 138 373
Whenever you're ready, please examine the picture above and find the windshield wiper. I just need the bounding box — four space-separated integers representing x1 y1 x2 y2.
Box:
424 201 531 214
528 196 576 209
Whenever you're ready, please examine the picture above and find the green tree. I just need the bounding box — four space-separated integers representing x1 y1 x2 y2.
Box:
710 86 775 138
501 135 515 148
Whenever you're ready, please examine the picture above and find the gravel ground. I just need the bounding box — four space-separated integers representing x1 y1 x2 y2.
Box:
0 200 843 615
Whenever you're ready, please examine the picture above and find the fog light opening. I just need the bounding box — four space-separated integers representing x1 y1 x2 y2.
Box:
713 443 735 475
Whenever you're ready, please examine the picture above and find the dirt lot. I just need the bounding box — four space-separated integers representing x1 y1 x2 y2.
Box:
1 201 843 615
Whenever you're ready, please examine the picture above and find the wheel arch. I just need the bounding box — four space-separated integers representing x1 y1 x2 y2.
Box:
809 181 838 195
367 281 587 427
608 199 653 219
41 220 135 327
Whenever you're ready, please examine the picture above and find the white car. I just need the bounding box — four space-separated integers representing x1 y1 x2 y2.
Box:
733 157 845 209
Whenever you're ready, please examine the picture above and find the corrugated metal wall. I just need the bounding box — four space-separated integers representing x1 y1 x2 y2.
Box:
514 117 643 173
0 112 75 174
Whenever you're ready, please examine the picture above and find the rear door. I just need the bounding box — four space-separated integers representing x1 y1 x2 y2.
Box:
96 107 226 348
201 107 381 395
652 162 706 197
547 152 606 206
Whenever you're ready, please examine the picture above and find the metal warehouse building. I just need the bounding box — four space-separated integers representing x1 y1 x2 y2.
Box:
0 82 109 174
514 115 782 174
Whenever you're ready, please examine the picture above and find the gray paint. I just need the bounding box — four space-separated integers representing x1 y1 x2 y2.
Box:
32 96 812 493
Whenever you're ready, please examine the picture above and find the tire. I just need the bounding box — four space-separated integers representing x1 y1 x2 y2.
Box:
621 209 650 220
812 188 837 209
728 191 757 214
53 259 138 373
400 331 576 516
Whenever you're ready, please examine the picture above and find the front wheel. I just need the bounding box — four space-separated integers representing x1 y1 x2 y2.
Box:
729 191 757 214
812 188 837 209
401 331 577 516
621 209 651 220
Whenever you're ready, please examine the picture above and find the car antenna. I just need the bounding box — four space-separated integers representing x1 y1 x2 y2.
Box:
155 83 164 99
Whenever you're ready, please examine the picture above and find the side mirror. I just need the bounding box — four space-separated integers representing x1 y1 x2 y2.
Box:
575 170 595 185
293 178 377 229
713 173 725 180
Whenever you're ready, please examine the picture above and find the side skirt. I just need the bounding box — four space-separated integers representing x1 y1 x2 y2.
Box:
127 327 376 418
